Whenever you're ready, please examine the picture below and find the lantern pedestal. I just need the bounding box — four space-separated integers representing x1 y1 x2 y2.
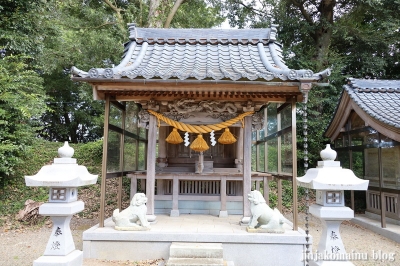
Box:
33 202 85 266
309 205 354 266
40 202 84 256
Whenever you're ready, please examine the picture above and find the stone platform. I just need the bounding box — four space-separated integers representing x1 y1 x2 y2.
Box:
83 214 310 266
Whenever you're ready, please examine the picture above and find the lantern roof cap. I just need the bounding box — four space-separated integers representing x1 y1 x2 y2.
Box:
25 142 98 187
297 145 368 190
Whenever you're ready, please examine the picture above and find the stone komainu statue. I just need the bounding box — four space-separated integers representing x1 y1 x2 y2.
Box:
247 190 286 233
112 193 150 231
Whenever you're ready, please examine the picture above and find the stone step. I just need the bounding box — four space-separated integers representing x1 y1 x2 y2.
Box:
166 258 224 266
169 242 223 259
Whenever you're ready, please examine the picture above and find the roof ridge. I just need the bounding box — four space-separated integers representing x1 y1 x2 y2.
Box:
347 78 400 93
127 24 275 45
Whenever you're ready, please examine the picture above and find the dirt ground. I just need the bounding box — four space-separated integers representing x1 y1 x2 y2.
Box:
1 214 400 266
0 216 165 266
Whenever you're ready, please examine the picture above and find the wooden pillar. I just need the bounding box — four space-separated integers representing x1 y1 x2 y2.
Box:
242 116 252 221
277 178 282 212
197 152 204 173
130 175 137 200
236 127 244 171
99 95 110 228
158 126 168 168
349 150 355 210
219 177 228 217
263 176 269 204
117 103 126 211
156 123 168 196
291 99 298 230
171 176 179 216
146 115 157 216
277 108 282 175
157 179 164 195
378 145 386 228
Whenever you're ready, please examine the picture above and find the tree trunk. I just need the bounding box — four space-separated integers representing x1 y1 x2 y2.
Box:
290 0 336 70
63 109 77 143
164 0 186 28
148 0 163 28
149 0 184 28
313 0 335 70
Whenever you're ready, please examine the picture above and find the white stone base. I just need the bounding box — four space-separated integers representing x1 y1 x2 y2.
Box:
309 260 354 266
170 210 180 217
240 216 250 225
39 201 84 216
309 205 354 220
246 227 284 234
33 250 82 266
146 215 157 222
115 225 151 231
83 216 308 266
218 211 228 218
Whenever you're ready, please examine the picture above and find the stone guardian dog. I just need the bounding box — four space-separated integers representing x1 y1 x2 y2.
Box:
247 190 285 233
112 193 150 231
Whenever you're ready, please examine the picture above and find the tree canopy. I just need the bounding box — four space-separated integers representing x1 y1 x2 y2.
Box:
0 0 399 182
0 0 225 183
0 55 46 184
219 0 400 168
0 1 48 184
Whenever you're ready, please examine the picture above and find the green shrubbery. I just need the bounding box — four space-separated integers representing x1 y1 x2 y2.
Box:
267 179 311 213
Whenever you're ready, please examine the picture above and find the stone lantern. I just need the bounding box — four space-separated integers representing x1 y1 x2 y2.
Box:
25 142 98 266
297 144 369 266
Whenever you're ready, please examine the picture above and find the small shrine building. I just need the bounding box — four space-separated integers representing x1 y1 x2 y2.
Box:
71 24 330 228
325 78 400 228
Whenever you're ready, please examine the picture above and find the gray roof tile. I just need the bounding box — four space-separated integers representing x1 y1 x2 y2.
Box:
344 78 400 128
72 25 330 82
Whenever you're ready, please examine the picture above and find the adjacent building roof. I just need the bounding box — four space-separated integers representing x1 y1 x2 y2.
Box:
71 24 329 82
325 78 400 142
345 78 400 128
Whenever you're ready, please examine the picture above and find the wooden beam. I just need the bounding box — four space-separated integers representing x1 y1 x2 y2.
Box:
220 177 227 212
243 116 252 218
99 95 110 228
117 102 126 210
172 176 179 216
114 94 291 103
277 179 282 212
378 145 387 228
291 99 298 231
146 115 157 215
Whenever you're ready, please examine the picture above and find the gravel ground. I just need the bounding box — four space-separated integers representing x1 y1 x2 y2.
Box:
298 215 400 266
1 215 399 266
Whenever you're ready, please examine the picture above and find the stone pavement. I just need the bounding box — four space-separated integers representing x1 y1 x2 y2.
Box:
352 214 400 243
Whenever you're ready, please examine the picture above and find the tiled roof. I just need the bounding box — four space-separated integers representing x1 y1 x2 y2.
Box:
344 78 400 128
71 24 330 82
